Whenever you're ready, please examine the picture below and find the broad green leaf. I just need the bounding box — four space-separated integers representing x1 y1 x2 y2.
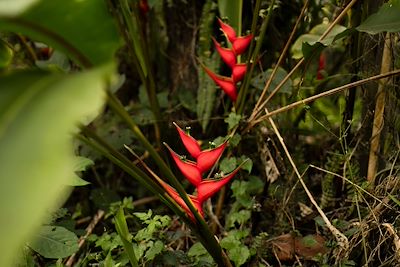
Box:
220 234 250 266
220 157 237 173
71 156 93 186
70 174 90 186
357 0 400 34
0 0 121 67
196 1 218 131
0 39 13 69
251 67 293 94
218 0 242 33
145 240 164 260
27 226 79 258
73 156 94 172
0 64 112 267
224 112 241 130
0 0 39 16
291 22 346 59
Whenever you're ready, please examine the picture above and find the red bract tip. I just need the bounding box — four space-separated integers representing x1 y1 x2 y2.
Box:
217 18 237 43
197 141 227 173
197 166 241 203
173 122 201 159
202 66 237 101
317 53 326 80
158 179 203 220
232 63 247 82
165 144 202 186
232 34 253 55
212 38 236 69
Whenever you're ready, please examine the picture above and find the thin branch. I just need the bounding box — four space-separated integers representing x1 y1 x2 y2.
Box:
65 210 105 267
246 69 400 131
249 0 358 121
250 0 309 120
266 108 349 255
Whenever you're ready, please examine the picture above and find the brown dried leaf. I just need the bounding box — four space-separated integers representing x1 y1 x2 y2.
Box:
294 234 328 260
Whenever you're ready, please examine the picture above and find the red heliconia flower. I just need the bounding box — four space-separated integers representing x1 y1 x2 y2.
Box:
217 18 237 43
197 166 241 203
173 123 228 174
158 179 204 220
165 144 202 186
212 38 236 68
202 66 238 101
232 63 247 82
232 35 253 55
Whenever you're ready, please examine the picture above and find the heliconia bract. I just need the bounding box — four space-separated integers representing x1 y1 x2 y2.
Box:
174 122 201 159
156 123 241 222
217 18 237 42
202 19 252 102
232 35 253 55
232 64 247 82
213 38 237 68
197 167 241 203
202 65 238 101
165 144 202 186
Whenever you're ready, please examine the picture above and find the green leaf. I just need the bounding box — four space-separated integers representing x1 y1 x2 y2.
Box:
0 0 39 16
0 65 112 267
197 53 219 131
229 133 241 147
224 112 241 130
220 157 237 173
389 194 400 207
357 0 400 34
114 207 139 267
251 67 293 94
27 226 79 258
227 209 251 227
291 22 346 59
70 174 90 186
145 240 164 260
220 234 250 266
73 156 94 172
188 242 208 257
217 0 242 33
71 156 93 185
0 39 13 69
0 0 122 66
238 155 253 173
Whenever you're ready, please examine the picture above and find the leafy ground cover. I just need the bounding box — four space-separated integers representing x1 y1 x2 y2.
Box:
1 0 400 266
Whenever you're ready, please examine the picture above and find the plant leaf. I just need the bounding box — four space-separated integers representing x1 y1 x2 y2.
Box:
291 23 346 59
0 0 39 16
217 0 242 33
357 0 400 34
0 0 122 66
0 64 112 266
251 67 293 94
0 39 13 69
27 226 79 258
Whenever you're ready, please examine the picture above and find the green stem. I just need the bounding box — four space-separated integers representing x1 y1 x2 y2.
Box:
77 130 190 222
236 0 275 114
117 0 162 144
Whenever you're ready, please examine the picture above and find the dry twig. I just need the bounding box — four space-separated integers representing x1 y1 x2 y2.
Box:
266 108 349 258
